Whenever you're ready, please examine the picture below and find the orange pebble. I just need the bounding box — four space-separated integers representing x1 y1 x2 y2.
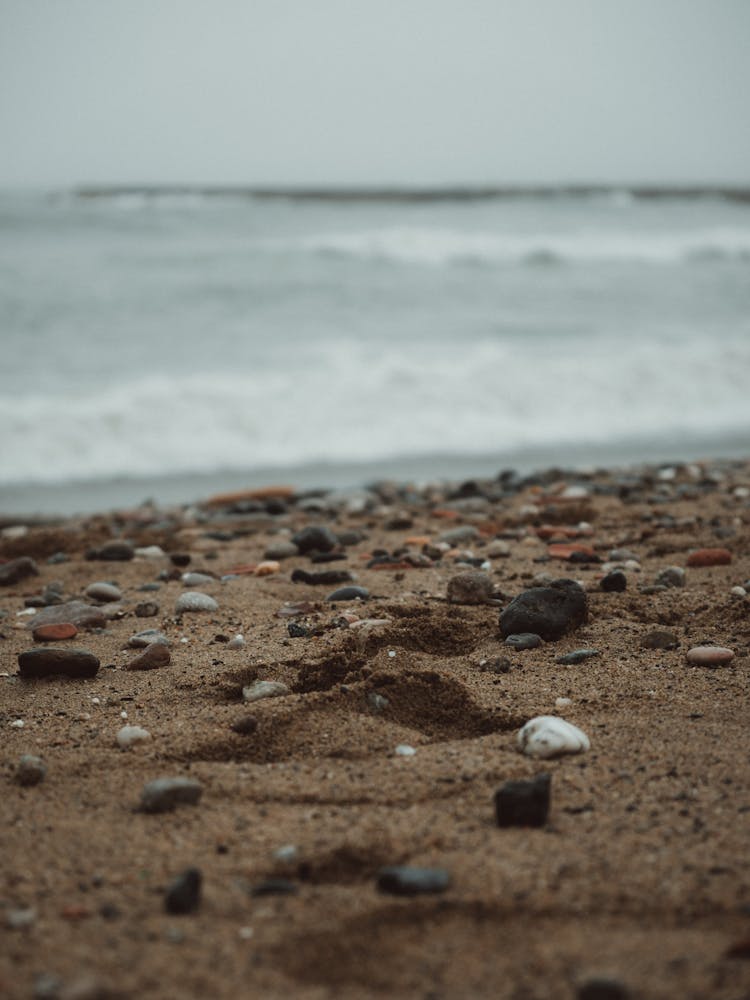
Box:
255 561 280 576
686 548 732 567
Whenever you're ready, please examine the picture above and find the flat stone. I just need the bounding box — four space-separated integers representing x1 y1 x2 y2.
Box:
376 866 451 896
32 623 78 642
242 680 289 703
447 570 495 605
27 601 106 632
600 570 627 592
85 582 123 602
500 580 587 641
87 541 134 561
548 543 599 563
125 644 171 671
165 868 202 914
250 878 298 897
495 773 551 827
134 600 159 617
128 629 169 648
135 545 166 559
0 556 39 586
291 525 338 554
517 716 590 758
438 525 479 545
181 571 215 587
686 645 734 667
326 586 369 602
291 568 353 585
16 754 46 786
117 725 151 749
655 566 685 588
641 630 679 651
556 648 600 665
140 777 203 813
175 591 218 614
686 547 732 567
18 648 100 679
264 540 299 560
504 633 543 651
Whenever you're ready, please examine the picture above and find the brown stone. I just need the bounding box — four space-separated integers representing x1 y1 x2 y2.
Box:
125 643 171 671
32 623 78 642
686 548 732 567
27 601 106 632
686 645 734 667
0 556 39 587
204 485 295 506
18 648 100 679
548 543 598 560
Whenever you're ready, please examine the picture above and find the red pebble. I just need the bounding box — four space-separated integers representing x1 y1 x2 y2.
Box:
686 548 732 567
31 623 77 642
547 543 598 560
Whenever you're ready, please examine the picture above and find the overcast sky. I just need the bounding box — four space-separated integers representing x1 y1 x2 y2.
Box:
1 0 749 188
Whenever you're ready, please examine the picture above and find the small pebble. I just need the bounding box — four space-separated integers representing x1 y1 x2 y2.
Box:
227 634 245 649
291 525 338 554
125 644 171 671
487 539 511 558
655 566 685 588
730 586 746 597
250 878 298 897
181 571 215 587
377 866 450 895
175 591 219 614
165 867 202 915
517 716 590 758
600 570 627 592
686 547 732 567
16 754 46 786
140 777 203 813
135 545 166 559
0 556 39 587
90 541 134 561
326 586 369 602
128 629 169 648
255 560 280 576
231 715 259 735
85 582 122 603
686 645 734 667
242 680 289 702
117 725 151 749
555 697 572 708
641 630 679 651
447 570 495 605
32 623 78 642
504 633 542 651
134 601 160 617
394 744 416 757
264 540 299 560
495 773 551 827
273 844 298 863
438 525 479 545
7 907 36 929
555 648 599 665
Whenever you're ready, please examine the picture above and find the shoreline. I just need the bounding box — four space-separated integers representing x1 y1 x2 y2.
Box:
1 455 749 999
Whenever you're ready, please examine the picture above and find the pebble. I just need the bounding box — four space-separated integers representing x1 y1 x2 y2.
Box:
255 560 281 576
242 680 289 702
231 714 259 735
170 552 192 567
135 545 166 559
517 716 590 758
10 719 25 728
504 633 543 651
181 571 215 587
376 866 451 895
227 633 246 649
394 744 416 757
686 547 732 567
32 623 78 642
499 580 587 641
577 978 630 1000
326 585 369 602
1 524 28 540
655 566 686 588
263 540 300 560
165 867 202 915
0 556 40 586
175 591 218 614
292 568 353 585
140 777 203 813
16 754 46 786
487 539 511 558
556 648 600 665
686 645 734 667
250 878 299 897
730 585 747 597
291 525 338 554
600 570 627 592
495 773 551 827
438 525 479 545
7 907 36 930
139 582 161 592
125 643 171 671
641 630 679 651
117 725 151 749
608 548 638 563
134 600 159 617
18 648 100 679
446 570 496 605
128 629 169 648
367 691 390 712
288 622 310 638
87 541 134 561
85 582 122 603
28 601 106 632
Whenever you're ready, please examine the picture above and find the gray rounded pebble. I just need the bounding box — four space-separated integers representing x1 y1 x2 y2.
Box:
85 581 123 602
181 572 215 587
447 571 495 605
655 566 685 588
16 754 46 786
377 866 451 896
438 525 479 545
504 633 543 651
242 680 289 702
555 648 600 665
264 540 300 560
140 777 203 813
326 585 369 602
0 556 40 586
175 591 219 614
128 629 170 648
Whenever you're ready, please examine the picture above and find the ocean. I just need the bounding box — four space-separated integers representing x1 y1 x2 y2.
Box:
1 186 749 515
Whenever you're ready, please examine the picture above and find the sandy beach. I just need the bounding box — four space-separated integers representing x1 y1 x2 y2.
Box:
2 458 749 1000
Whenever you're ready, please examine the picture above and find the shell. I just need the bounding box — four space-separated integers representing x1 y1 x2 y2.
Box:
517 715 590 758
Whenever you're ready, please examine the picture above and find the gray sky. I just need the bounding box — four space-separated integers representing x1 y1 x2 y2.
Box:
1 0 749 187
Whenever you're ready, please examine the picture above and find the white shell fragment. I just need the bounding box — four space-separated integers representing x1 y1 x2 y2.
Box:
517 715 590 759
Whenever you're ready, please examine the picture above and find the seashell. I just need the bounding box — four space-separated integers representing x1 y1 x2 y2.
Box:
517 715 590 759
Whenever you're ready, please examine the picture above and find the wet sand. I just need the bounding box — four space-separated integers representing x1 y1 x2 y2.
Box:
1 459 749 999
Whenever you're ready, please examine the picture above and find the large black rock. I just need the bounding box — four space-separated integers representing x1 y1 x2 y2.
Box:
495 773 551 827
499 579 587 641
18 648 100 679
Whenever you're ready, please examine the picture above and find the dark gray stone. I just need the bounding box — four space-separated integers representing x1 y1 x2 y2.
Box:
18 648 100 679
0 556 39 586
250 878 298 897
165 867 202 914
291 568 353 585
499 580 587 641
376 866 451 895
495 773 551 827
504 633 543 651
600 570 627 592
135 600 160 617
326 586 369 602
556 648 600 665
27 601 106 632
140 777 203 813
577 978 630 1000
87 541 134 562
291 525 338 554
16 754 46 786
641 630 679 651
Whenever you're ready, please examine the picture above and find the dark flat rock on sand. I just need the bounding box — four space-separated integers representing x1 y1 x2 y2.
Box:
18 648 100 679
499 579 587 641
0 556 40 586
27 601 106 631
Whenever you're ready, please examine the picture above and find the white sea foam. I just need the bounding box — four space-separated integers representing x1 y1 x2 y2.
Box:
2 335 749 485
287 226 750 266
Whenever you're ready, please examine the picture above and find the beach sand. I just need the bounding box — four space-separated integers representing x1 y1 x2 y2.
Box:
1 459 749 999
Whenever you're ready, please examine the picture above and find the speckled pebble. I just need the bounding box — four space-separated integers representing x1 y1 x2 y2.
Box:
686 645 734 667
175 591 219 614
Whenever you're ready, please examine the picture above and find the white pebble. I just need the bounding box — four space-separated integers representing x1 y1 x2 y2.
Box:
1 525 28 540
16 608 35 616
517 716 590 759
180 637 189 644
388 650 397 658
10 719 25 729
273 844 298 863
227 634 246 649
135 545 166 559
120 710 128 719
238 926 254 940
555 697 572 708
117 725 151 749
242 680 289 703
91 697 101 705
730 586 746 597
394 744 416 757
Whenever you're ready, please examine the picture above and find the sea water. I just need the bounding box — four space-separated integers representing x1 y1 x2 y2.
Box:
1 187 749 513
